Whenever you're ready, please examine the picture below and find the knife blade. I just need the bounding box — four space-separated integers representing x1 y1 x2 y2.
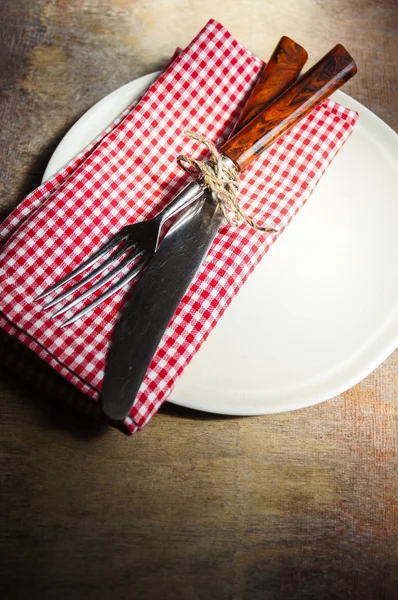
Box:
102 44 357 421
102 195 222 420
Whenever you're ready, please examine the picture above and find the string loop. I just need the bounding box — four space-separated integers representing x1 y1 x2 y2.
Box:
177 130 276 232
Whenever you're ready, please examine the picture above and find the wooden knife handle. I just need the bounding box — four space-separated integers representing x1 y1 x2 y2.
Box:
221 44 357 171
232 36 308 134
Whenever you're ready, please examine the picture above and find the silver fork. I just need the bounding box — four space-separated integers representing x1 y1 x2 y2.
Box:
35 181 204 326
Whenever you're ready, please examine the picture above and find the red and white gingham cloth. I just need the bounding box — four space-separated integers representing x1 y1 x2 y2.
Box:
0 20 358 434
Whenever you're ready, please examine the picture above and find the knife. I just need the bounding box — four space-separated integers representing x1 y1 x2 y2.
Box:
102 44 357 421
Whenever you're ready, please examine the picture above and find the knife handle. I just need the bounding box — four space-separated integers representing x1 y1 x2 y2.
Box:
221 44 357 171
232 36 308 134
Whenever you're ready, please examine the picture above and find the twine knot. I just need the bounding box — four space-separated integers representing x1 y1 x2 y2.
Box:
176 130 276 232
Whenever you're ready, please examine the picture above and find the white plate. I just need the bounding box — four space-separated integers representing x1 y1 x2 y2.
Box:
43 73 398 415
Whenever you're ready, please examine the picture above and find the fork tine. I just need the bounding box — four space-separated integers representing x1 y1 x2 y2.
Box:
60 257 150 327
51 249 145 319
35 231 127 302
42 243 134 311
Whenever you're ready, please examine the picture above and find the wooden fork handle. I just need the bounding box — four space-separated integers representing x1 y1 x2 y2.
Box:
221 44 357 171
232 36 308 134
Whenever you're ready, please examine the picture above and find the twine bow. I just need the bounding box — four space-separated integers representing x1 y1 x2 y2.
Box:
177 130 276 232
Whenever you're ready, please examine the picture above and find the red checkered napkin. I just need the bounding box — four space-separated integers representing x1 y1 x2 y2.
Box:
0 20 358 434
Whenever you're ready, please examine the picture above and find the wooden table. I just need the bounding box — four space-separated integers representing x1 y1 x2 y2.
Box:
1 2 397 598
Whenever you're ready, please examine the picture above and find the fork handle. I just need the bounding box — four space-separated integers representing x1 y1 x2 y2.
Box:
232 36 307 134
221 44 357 171
160 36 308 224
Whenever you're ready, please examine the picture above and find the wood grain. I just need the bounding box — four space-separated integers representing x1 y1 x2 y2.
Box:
0 2 397 599
232 36 308 133
222 44 357 170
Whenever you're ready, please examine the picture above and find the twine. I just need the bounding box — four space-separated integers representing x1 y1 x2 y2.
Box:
176 130 276 232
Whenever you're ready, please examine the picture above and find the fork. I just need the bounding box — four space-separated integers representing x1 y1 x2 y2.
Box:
35 181 205 323
36 36 308 326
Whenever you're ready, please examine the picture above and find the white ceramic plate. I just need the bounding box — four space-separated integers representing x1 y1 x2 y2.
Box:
43 73 398 415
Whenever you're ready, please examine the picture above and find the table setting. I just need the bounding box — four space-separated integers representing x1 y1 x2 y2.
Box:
0 3 397 597
2 19 384 435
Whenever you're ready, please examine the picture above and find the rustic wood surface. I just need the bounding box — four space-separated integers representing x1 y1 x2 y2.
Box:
0 1 397 599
